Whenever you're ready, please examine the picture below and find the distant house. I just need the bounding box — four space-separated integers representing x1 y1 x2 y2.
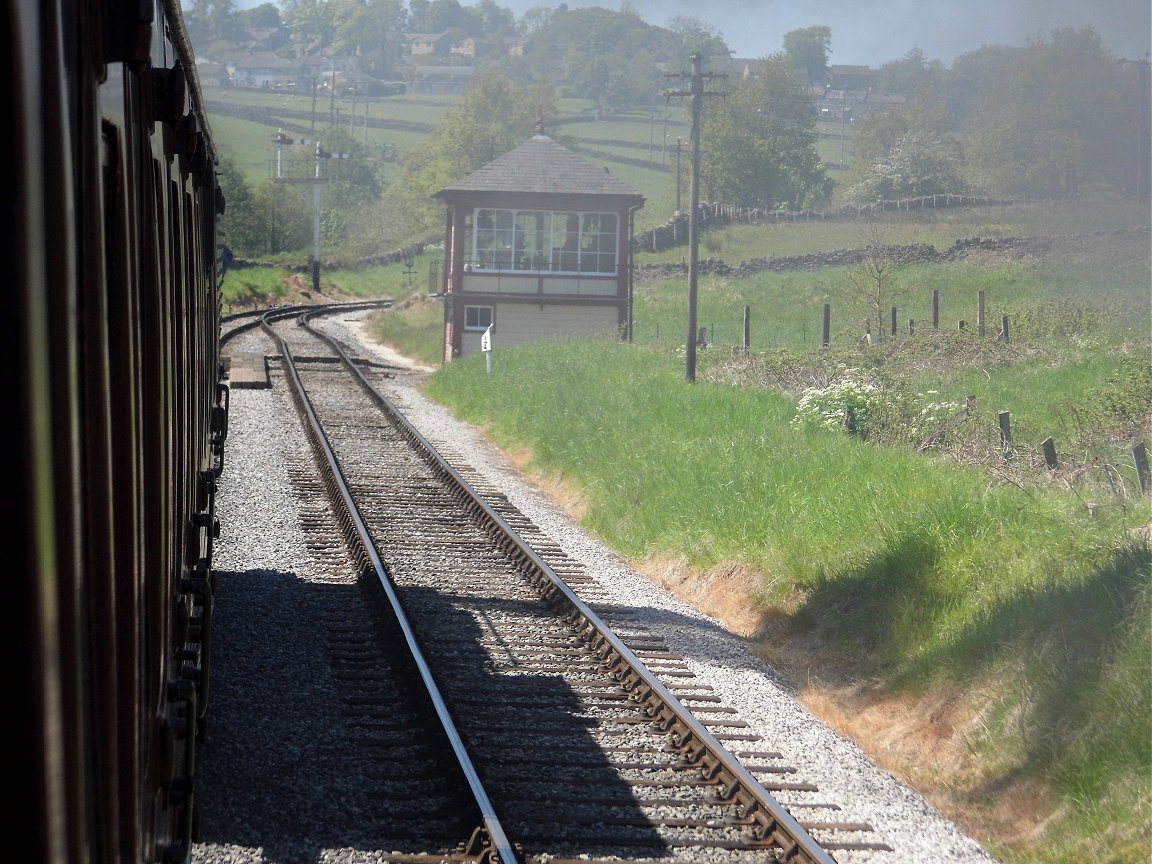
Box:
828 64 876 92
434 133 645 362
406 65 475 95
195 58 232 88
718 57 762 80
230 52 307 90
405 32 450 57
450 37 495 58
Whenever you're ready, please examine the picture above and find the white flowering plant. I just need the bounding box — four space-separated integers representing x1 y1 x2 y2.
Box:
791 372 883 437
792 373 964 444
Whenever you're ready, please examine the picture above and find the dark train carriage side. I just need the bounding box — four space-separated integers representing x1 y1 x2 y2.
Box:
12 1 228 862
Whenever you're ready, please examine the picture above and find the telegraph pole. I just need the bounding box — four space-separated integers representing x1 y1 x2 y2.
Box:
1120 54 1151 205
666 53 726 382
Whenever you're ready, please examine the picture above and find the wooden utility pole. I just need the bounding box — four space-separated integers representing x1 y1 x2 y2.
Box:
1119 55 1151 204
665 53 726 382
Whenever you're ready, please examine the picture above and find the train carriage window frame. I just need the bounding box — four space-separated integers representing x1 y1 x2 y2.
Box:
464 305 494 331
470 208 617 276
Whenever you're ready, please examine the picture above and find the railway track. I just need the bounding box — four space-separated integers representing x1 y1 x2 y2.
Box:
205 304 894 863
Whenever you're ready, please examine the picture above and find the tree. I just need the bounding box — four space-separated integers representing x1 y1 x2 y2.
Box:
842 104 967 202
782 26 831 83
331 0 405 61
699 54 830 209
663 16 731 66
217 156 262 257
422 0 471 33
572 51 658 115
467 0 517 38
960 27 1128 197
522 7 663 107
237 3 282 29
183 0 238 52
386 69 556 237
518 6 556 35
281 0 339 54
844 132 968 203
877 47 947 100
844 221 909 344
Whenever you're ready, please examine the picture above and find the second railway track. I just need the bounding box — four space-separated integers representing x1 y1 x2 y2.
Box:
193 304 1001 864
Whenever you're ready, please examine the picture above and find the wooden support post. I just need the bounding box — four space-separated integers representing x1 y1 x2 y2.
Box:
1042 437 1058 470
933 289 940 330
958 320 966 331
999 315 1010 342
890 305 897 337
909 319 915 337
822 303 830 348
978 290 986 337
743 304 750 353
1135 442 1150 495
999 411 1013 462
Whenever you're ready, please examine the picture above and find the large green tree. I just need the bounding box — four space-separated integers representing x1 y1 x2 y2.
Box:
663 16 731 66
842 103 967 202
386 69 556 237
699 54 830 209
877 47 947 100
183 0 238 53
514 7 715 109
331 0 405 60
959 27 1129 197
280 0 339 54
782 26 831 83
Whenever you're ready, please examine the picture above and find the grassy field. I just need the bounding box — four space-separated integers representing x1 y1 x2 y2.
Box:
205 86 854 237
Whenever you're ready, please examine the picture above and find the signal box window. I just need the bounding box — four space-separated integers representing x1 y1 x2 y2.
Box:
464 306 493 331
471 208 617 275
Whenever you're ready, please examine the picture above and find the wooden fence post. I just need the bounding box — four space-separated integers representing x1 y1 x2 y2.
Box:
1042 437 1058 470
933 289 940 330
822 303 831 348
999 411 1013 462
743 305 750 353
908 318 915 337
978 290 986 337
998 315 1010 342
890 306 897 337
1135 443 1151 495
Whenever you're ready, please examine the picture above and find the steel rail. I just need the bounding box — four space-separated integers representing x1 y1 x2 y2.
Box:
263 316 522 864
303 312 839 864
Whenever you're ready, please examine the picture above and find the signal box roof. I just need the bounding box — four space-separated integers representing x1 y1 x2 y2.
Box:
435 135 645 207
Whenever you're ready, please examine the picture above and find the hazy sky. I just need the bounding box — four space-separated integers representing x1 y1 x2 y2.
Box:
479 0 1152 66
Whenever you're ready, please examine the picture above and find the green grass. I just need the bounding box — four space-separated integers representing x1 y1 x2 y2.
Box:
219 264 291 311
